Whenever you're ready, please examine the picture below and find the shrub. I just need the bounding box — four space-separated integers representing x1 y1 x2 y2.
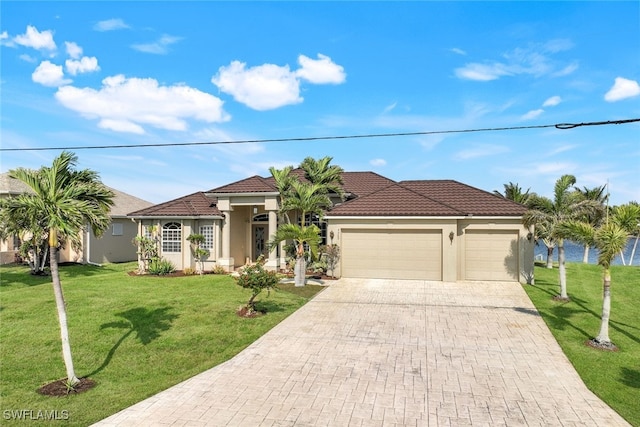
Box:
234 256 279 313
183 267 196 276
148 259 176 276
212 265 226 275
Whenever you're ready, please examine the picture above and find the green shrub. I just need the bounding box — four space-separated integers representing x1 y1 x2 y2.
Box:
148 259 176 276
234 256 279 312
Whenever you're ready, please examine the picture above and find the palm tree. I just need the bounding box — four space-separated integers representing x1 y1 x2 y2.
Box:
610 203 640 265
268 165 295 223
300 156 345 201
493 181 531 205
523 175 585 299
574 185 608 263
268 223 321 286
558 216 629 348
2 152 114 385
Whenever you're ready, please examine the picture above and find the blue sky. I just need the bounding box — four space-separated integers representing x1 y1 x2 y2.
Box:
1 1 639 205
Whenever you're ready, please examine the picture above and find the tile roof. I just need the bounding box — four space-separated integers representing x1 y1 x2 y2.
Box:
327 180 527 217
0 172 33 195
128 192 221 217
328 183 461 216
208 175 277 193
400 180 527 216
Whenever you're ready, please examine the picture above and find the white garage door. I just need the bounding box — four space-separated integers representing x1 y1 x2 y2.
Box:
341 229 442 280
465 230 518 281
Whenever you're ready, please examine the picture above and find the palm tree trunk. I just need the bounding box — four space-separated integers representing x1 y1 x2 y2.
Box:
49 244 79 385
595 268 612 344
294 257 306 287
546 246 554 269
582 244 590 263
630 233 639 265
558 240 568 299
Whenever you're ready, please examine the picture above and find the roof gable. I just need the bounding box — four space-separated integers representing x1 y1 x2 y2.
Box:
328 182 462 216
128 192 221 217
400 180 527 216
208 175 276 194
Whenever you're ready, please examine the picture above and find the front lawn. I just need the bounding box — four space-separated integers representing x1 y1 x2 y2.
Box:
524 263 640 426
0 262 324 425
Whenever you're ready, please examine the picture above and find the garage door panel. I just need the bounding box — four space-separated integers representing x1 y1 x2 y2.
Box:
465 230 518 281
342 229 442 280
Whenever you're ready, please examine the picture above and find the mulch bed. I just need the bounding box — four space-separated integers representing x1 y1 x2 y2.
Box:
37 378 96 397
586 338 618 352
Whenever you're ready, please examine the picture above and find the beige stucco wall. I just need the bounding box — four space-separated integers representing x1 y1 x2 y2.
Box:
85 218 140 264
327 217 533 283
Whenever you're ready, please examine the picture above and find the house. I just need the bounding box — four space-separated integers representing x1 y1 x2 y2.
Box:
0 172 153 265
128 170 534 283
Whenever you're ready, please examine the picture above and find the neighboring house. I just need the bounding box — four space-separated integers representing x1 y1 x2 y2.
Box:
128 170 534 283
0 172 153 265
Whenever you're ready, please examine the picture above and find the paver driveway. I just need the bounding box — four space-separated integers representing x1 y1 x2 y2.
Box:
95 279 629 426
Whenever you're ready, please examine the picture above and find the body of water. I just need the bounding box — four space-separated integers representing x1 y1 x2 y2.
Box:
534 238 640 267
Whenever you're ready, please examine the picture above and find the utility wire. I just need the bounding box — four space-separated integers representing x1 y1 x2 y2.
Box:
1 117 638 152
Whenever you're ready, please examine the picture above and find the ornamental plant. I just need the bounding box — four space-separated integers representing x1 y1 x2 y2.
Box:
234 255 279 315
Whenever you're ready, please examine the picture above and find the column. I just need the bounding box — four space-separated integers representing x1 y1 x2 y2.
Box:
265 209 279 271
218 211 234 272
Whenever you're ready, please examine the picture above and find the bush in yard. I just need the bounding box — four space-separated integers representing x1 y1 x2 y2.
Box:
148 258 176 276
234 256 279 317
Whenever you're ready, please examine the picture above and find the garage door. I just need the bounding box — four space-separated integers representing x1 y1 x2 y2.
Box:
465 230 518 281
341 229 442 280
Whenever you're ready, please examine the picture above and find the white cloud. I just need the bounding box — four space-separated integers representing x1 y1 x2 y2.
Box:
455 63 511 81
19 54 37 63
212 61 302 111
93 18 129 32
65 56 100 75
295 54 346 84
604 77 640 102
455 40 577 82
55 74 230 134
131 35 181 54
521 109 544 120
370 158 386 167
454 144 509 160
450 48 466 55
65 41 83 59
32 61 71 87
212 54 346 111
543 96 561 107
13 25 56 51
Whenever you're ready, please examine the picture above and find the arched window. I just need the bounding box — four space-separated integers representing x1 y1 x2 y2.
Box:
162 222 181 253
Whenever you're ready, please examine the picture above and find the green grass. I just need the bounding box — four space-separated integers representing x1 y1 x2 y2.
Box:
524 262 640 426
0 262 324 426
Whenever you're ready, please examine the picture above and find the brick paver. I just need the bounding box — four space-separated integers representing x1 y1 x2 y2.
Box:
94 279 630 426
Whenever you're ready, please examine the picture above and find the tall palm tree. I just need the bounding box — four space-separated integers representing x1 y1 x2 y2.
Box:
574 185 608 263
300 156 345 201
558 217 629 348
268 165 295 223
610 203 640 265
2 152 114 385
493 181 531 205
523 175 584 299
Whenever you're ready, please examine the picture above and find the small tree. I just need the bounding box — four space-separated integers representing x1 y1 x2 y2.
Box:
186 233 208 274
132 226 159 274
234 256 279 316
320 244 340 278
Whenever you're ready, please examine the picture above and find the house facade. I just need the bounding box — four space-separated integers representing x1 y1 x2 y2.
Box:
128 171 534 283
0 173 153 265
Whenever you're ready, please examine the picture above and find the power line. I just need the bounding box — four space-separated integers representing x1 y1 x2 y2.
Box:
1 118 638 152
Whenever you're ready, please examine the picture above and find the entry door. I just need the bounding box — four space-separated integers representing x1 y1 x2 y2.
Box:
253 225 268 261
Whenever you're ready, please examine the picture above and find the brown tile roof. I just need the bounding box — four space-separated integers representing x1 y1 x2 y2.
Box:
340 172 396 197
400 180 527 216
328 180 526 217
128 192 221 217
208 175 277 193
328 183 461 216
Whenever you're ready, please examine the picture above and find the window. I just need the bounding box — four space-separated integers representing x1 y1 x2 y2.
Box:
162 222 182 253
112 223 124 236
299 213 327 245
199 225 214 250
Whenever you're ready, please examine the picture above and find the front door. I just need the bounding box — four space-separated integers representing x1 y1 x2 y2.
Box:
253 225 268 261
